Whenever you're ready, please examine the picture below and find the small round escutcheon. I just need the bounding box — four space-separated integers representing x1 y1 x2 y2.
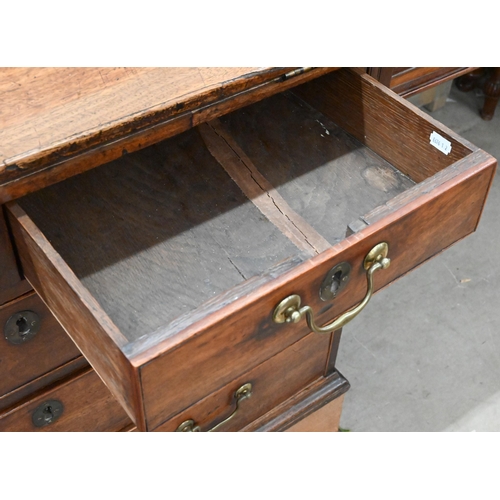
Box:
4 310 41 345
32 400 64 428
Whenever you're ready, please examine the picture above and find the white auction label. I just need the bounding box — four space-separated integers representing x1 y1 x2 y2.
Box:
430 131 452 155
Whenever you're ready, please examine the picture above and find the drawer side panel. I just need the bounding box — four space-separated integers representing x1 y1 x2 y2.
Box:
6 204 146 429
293 68 474 182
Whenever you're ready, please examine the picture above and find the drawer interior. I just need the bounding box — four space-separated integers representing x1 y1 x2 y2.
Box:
15 69 473 345
9 68 493 430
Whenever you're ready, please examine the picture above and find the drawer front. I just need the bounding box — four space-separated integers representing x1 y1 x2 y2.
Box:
5 69 497 431
155 331 330 432
0 291 83 398
0 356 89 413
0 368 132 431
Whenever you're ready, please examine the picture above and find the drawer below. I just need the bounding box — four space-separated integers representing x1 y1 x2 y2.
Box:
0 367 132 431
156 331 331 432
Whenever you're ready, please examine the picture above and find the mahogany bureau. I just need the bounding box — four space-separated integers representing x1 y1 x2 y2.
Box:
0 68 496 432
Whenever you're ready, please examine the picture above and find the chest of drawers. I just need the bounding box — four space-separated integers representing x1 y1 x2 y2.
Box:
0 67 496 431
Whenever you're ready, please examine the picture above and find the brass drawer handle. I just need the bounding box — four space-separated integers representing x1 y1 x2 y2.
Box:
176 383 252 432
273 242 390 334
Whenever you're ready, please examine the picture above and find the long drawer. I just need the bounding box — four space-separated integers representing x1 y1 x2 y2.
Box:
6 68 496 431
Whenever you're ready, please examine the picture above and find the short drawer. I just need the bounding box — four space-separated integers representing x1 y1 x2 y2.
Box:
0 291 83 398
0 367 132 431
156 331 331 432
6 69 496 431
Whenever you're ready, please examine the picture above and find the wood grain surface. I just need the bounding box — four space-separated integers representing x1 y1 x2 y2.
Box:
0 68 266 171
0 356 88 413
200 119 331 256
0 67 337 203
7 202 144 428
389 67 476 97
217 90 415 245
16 127 302 342
293 69 475 182
285 394 344 432
138 150 495 429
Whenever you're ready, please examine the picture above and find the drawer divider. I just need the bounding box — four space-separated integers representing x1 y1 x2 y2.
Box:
200 120 331 256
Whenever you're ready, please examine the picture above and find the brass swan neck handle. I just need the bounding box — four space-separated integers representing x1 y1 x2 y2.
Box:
176 383 252 432
273 243 390 334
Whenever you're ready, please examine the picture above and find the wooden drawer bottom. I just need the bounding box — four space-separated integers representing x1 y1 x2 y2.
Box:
0 368 132 432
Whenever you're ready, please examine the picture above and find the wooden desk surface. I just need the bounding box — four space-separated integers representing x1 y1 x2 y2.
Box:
0 67 277 171
0 67 335 202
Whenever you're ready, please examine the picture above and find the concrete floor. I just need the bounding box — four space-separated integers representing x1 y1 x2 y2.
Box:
338 84 500 431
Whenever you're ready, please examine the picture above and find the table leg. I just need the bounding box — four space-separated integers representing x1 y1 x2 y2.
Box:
481 68 500 120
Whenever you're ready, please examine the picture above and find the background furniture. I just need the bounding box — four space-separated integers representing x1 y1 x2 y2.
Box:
369 67 500 119
455 68 500 120
368 67 476 111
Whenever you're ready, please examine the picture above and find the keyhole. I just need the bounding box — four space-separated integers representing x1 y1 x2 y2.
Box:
329 270 344 296
42 405 54 423
16 316 31 337
32 399 63 427
320 262 351 302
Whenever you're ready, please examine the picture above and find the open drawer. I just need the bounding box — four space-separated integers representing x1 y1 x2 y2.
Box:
6 69 496 431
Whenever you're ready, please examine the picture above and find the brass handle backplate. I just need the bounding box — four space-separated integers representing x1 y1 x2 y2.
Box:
176 383 252 432
273 242 390 334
